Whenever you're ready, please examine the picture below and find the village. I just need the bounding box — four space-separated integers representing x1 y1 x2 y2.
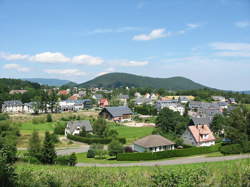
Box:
1 86 240 160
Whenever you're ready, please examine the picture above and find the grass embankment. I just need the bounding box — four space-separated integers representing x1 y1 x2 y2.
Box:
15 158 250 186
109 124 154 144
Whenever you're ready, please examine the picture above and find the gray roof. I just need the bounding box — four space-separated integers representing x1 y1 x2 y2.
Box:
135 98 153 104
66 120 93 133
94 94 103 99
103 106 133 117
191 117 212 125
3 100 23 107
134 135 175 148
118 94 129 99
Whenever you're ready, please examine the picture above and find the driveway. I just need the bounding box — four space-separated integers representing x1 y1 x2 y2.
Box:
76 154 250 167
56 145 89 155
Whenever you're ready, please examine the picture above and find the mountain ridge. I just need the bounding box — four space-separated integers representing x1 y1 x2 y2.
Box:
22 78 75 86
78 72 208 90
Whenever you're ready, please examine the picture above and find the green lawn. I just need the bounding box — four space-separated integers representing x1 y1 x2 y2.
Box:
109 124 154 144
19 122 56 133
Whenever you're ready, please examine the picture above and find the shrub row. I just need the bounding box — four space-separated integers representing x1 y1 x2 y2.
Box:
55 154 77 166
67 134 126 144
117 144 221 161
219 141 250 155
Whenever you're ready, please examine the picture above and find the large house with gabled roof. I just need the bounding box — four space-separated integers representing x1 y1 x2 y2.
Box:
99 106 133 122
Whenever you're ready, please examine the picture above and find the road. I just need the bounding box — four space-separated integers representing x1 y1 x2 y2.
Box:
76 154 250 167
18 145 89 155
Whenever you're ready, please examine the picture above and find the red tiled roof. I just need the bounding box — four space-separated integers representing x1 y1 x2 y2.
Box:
188 125 215 143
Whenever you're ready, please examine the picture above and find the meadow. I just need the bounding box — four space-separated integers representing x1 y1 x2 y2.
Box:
15 158 250 186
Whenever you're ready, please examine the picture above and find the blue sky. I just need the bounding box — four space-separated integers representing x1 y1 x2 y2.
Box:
0 0 249 90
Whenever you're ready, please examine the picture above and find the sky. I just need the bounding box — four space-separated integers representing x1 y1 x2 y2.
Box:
0 0 250 90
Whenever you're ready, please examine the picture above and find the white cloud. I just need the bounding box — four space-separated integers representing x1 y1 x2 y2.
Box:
72 54 103 65
30 52 70 63
215 51 250 57
235 21 250 28
44 69 86 76
210 42 250 51
0 52 29 60
186 23 200 29
121 60 149 66
3 63 30 72
133 28 169 41
210 42 250 57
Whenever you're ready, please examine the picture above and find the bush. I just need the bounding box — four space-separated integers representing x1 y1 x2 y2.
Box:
220 141 250 155
117 144 221 161
124 146 133 153
20 156 41 164
46 114 53 122
67 134 126 144
0 113 9 121
54 122 67 135
87 149 95 158
55 153 77 166
32 117 46 124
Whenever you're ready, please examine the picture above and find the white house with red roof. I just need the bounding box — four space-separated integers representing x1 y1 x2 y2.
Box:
181 125 216 147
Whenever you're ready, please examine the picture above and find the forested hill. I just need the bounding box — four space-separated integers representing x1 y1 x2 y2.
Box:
0 78 41 91
78 72 207 90
23 78 74 86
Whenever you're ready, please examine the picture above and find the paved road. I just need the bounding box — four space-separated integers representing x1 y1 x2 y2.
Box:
76 154 250 167
56 146 89 155
18 146 89 155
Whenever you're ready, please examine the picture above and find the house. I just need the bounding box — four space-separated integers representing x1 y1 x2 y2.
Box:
99 106 133 122
212 96 226 102
178 96 189 104
198 108 222 118
118 94 129 105
58 90 69 96
217 102 228 109
134 92 141 98
228 98 236 104
68 94 80 100
135 98 154 105
92 94 103 100
23 102 35 113
65 120 93 136
189 117 213 126
99 98 109 108
133 135 175 152
181 125 216 147
2 100 23 113
156 100 184 115
9 90 27 95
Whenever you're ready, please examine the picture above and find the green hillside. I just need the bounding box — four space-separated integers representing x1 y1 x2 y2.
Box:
78 72 207 90
23 78 75 86
0 78 41 91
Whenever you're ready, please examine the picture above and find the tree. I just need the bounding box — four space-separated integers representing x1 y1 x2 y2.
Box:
210 114 226 136
93 118 107 137
68 153 77 166
108 139 124 158
87 149 95 158
41 131 57 164
224 106 249 144
27 130 41 159
156 108 189 136
79 126 87 137
0 151 17 187
46 113 53 122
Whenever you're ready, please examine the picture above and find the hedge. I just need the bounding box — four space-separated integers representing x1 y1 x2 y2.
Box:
117 144 221 161
220 141 250 155
67 134 126 144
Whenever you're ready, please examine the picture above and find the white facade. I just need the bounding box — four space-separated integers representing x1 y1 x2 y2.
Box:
3 105 23 113
181 129 215 147
156 101 185 115
133 144 175 153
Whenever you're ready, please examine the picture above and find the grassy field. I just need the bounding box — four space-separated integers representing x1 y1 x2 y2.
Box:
15 158 250 186
109 124 154 144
